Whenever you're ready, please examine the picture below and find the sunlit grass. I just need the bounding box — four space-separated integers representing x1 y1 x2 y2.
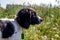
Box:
0 5 60 40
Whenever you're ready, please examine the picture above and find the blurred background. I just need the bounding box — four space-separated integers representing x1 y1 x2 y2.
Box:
0 0 60 40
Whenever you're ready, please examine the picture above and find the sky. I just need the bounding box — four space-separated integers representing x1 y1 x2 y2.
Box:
0 0 59 8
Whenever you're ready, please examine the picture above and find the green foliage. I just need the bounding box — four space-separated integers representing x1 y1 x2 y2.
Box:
0 4 60 40
24 7 60 40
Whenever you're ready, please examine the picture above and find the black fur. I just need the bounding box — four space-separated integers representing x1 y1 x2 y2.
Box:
0 20 5 31
2 21 14 38
16 8 31 29
16 8 42 29
0 8 43 38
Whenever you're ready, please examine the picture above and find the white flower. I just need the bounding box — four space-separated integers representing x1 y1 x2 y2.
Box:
41 35 47 40
55 34 59 37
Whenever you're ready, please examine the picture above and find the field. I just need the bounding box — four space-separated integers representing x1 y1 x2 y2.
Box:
0 5 60 40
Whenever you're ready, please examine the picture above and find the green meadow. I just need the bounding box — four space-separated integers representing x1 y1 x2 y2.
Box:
0 4 60 40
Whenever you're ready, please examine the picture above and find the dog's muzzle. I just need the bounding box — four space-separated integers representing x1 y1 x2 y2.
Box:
30 16 43 25
37 16 43 23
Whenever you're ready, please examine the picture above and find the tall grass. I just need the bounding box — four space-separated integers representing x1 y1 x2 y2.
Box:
0 5 60 40
24 7 60 40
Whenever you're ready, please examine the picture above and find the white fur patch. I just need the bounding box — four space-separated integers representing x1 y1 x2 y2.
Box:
0 19 22 40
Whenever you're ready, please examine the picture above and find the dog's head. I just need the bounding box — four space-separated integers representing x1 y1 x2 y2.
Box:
15 8 43 29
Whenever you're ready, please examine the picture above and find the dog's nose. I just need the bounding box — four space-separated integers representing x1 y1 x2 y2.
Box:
40 19 43 22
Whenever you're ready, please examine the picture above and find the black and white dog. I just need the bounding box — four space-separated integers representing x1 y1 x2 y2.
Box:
0 8 43 40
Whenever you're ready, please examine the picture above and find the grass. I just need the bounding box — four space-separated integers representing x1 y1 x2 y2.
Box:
24 7 60 40
0 5 60 40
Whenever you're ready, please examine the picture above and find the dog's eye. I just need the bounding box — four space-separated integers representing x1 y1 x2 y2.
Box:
32 12 36 16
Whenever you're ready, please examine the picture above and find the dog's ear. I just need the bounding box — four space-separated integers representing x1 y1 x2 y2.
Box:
16 8 30 29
